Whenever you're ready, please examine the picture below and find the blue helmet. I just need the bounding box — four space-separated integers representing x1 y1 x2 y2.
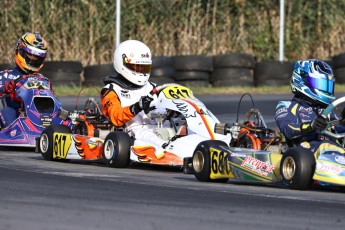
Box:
291 59 335 106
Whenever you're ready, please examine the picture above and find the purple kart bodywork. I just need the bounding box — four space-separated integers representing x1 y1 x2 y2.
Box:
0 76 71 147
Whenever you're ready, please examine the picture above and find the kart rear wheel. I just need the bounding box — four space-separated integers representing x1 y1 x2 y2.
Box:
102 131 131 168
192 140 229 183
39 124 72 161
280 147 315 190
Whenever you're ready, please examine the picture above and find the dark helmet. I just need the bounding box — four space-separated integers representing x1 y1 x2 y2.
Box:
14 32 48 73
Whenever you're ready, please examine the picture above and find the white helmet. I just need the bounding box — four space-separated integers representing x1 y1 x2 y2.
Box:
113 40 152 86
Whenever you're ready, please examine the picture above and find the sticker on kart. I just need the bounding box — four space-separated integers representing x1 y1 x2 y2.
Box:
162 85 194 99
53 133 72 159
24 79 49 89
209 147 233 179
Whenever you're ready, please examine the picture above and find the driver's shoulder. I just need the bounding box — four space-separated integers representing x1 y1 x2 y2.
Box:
276 100 292 110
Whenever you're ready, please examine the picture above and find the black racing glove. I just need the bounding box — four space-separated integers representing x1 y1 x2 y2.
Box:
130 95 155 115
301 114 327 134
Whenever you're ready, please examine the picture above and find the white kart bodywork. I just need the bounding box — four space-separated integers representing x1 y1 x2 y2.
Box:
128 84 231 164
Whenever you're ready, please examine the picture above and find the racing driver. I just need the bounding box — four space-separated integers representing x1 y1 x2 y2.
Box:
0 32 49 128
275 59 345 158
101 40 169 161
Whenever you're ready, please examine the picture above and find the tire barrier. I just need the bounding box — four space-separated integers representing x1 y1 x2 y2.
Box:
254 60 294 87
211 68 254 87
151 56 176 85
43 61 83 73
213 53 256 69
6 54 336 89
334 67 345 84
41 61 83 87
332 53 345 83
0 63 15 70
172 55 213 72
83 64 115 86
210 53 255 87
40 71 81 87
171 55 212 87
150 77 175 86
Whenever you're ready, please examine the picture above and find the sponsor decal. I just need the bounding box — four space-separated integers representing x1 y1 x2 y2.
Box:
141 53 150 58
40 115 52 126
300 113 310 120
86 138 103 150
241 156 275 176
10 129 17 137
335 155 345 165
276 113 287 119
317 162 345 175
300 142 311 149
120 90 131 99
276 107 287 115
230 152 247 158
299 107 313 114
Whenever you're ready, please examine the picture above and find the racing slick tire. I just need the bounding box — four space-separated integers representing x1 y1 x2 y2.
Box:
280 147 315 190
39 124 72 161
192 140 229 183
102 131 131 168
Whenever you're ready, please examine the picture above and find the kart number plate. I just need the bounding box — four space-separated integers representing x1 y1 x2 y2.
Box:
40 115 52 126
162 86 194 99
210 148 232 178
24 80 49 89
53 133 72 159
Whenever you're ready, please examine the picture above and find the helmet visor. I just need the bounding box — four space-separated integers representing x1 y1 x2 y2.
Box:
308 76 334 95
20 49 45 68
124 62 151 74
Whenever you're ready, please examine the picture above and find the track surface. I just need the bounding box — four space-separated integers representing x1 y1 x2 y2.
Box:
1 94 345 230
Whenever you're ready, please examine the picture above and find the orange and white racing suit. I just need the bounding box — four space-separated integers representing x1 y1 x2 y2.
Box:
101 78 166 157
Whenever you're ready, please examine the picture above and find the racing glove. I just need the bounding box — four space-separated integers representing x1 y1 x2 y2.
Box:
3 80 15 94
130 95 155 115
301 114 327 134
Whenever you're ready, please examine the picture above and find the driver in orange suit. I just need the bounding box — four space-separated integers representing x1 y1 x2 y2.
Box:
100 40 169 161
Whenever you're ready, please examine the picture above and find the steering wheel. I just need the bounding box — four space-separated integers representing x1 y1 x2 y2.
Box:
321 96 345 140
243 108 267 129
84 97 103 117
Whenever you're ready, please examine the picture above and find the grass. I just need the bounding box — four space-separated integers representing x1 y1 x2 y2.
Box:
54 84 345 97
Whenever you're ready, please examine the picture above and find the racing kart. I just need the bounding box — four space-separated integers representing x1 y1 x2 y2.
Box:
37 84 232 168
0 75 71 147
190 96 345 190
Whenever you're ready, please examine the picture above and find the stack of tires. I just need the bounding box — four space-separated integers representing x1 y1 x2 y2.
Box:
332 53 345 83
210 53 256 87
83 64 115 86
0 63 15 71
41 61 83 87
172 55 213 87
150 56 176 85
254 60 294 87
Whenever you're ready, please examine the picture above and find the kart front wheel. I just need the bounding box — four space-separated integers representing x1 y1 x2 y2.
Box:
192 140 229 183
102 131 131 168
280 147 315 190
39 124 72 161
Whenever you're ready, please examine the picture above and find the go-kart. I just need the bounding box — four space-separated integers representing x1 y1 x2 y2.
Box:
228 93 285 152
37 84 232 168
190 96 345 190
0 75 71 147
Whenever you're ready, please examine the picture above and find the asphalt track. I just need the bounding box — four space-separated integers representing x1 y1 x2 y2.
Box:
1 94 345 230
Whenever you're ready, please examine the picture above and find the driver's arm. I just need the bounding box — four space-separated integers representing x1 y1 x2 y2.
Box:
275 101 306 139
101 89 136 127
